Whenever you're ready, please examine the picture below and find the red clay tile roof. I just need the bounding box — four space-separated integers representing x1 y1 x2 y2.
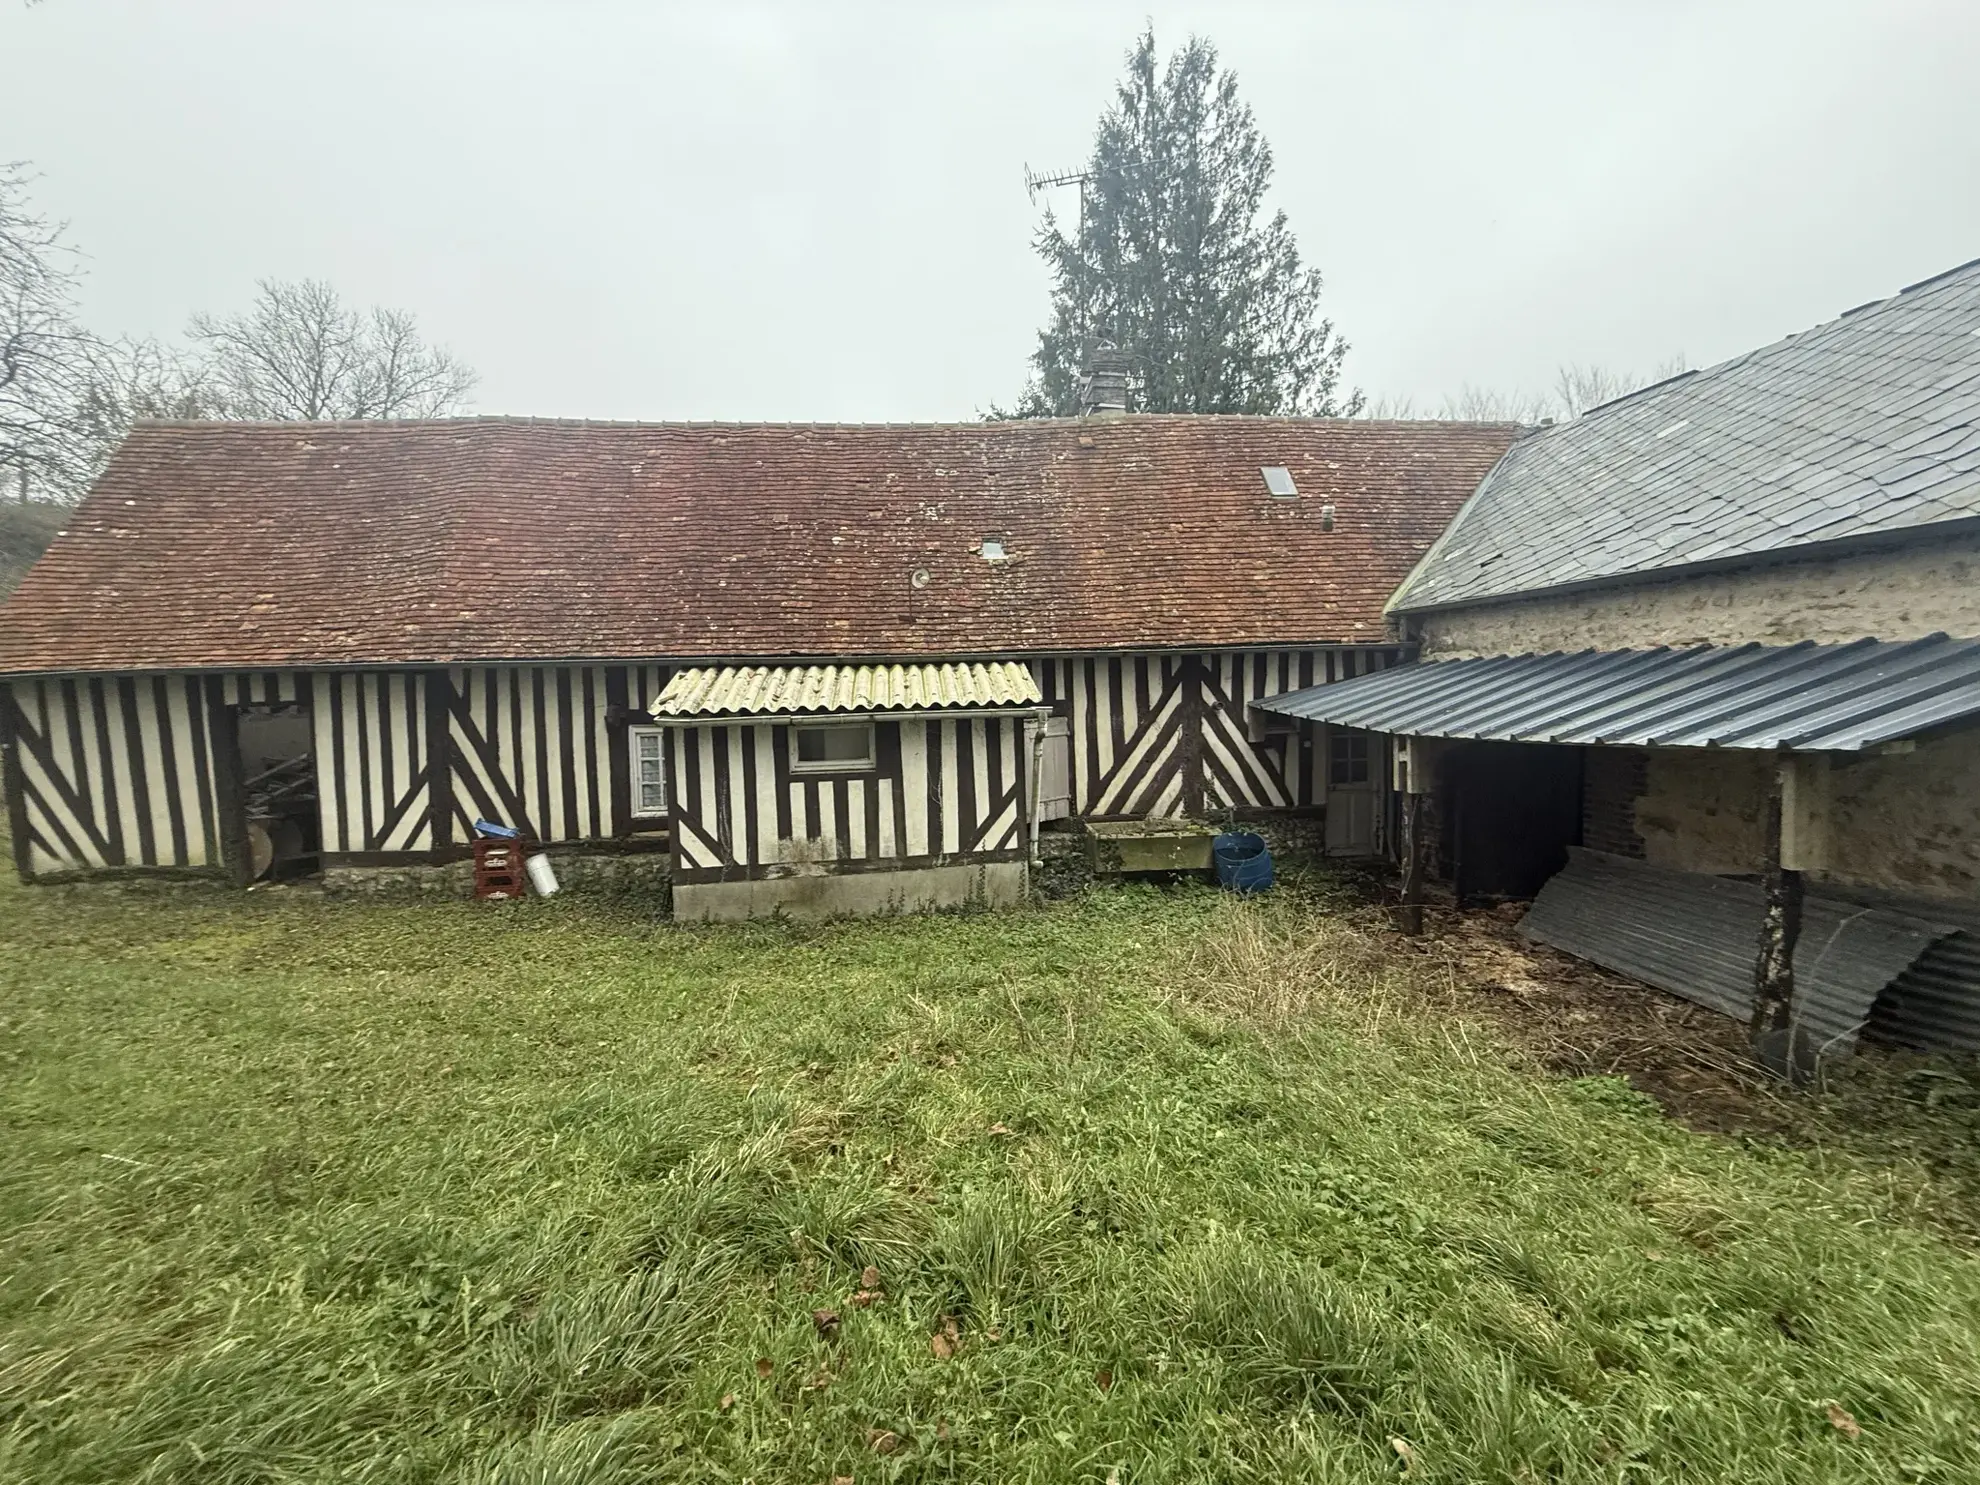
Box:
0 415 1518 674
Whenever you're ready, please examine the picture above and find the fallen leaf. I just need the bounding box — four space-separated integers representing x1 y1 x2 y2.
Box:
754 1356 773 1380
849 1289 877 1309
1826 1403 1862 1439
941 1315 961 1341
930 1330 956 1360
802 1366 833 1392
1391 1436 1417 1474
937 1420 952 1444
985 1327 1001 1342
1095 1367 1114 1392
812 1308 841 1339
833 1477 854 1485
868 1428 901 1455
988 1122 1012 1136
1105 1470 1121 1485
861 1265 882 1290
719 1392 735 1412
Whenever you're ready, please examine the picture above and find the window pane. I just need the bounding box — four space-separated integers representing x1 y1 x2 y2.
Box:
631 731 667 813
796 723 872 765
1329 732 1371 787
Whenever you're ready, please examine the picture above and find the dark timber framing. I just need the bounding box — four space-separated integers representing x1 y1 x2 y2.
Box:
3 647 1398 883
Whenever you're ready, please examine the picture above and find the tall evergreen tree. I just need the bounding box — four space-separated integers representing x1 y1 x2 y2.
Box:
1016 31 1359 418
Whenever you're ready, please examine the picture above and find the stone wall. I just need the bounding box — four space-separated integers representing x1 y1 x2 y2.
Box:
1823 732 1980 900
1632 750 1770 875
323 849 672 904
1584 738 1980 902
1415 532 1980 658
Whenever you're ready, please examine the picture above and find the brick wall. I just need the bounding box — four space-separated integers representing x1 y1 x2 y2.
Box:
1582 748 1647 858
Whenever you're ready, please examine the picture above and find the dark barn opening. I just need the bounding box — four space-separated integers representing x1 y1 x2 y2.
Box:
236 704 320 881
1439 741 1584 902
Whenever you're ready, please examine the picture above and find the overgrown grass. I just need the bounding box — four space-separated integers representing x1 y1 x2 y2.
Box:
2 858 1978 1483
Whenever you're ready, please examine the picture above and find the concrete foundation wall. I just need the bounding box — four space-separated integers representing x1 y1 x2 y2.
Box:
673 860 1027 922
1415 534 1980 658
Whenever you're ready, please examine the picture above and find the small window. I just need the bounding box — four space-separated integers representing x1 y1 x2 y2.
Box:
793 721 875 773
1328 730 1371 787
980 538 1007 561
631 727 668 816
1261 465 1298 498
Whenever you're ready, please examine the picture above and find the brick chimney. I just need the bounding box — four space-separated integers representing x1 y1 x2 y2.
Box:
1077 341 1133 417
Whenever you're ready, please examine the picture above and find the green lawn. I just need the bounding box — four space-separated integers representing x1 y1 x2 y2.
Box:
2 855 1978 1484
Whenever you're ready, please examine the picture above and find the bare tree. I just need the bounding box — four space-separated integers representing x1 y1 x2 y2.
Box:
1553 357 1688 419
50 336 218 497
1361 358 1689 426
0 164 98 501
188 278 476 420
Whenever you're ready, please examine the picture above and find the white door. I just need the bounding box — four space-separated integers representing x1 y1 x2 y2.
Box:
1324 727 1377 856
1038 716 1072 821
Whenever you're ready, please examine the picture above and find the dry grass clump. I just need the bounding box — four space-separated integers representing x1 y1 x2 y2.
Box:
1173 892 1454 1032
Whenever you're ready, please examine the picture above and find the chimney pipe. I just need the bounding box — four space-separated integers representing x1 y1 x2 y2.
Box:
1077 341 1132 418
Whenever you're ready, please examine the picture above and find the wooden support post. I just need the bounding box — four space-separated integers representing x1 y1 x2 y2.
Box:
1398 791 1426 936
1751 753 1809 1082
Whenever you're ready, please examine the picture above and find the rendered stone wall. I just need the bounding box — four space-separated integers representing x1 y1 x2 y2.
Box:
1823 733 1980 901
1415 533 1980 659
1632 750 1770 876
1599 738 1980 902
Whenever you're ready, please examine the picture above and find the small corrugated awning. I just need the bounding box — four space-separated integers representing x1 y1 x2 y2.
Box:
650 662 1043 719
1252 634 1980 751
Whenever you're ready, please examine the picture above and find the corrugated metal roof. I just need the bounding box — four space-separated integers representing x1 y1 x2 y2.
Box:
1390 256 1980 614
1251 635 1980 751
1519 850 1964 1057
650 662 1043 718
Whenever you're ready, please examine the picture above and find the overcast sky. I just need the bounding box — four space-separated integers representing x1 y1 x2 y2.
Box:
5 1 1978 422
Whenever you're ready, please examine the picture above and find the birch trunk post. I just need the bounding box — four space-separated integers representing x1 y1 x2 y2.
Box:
1751 754 1808 1082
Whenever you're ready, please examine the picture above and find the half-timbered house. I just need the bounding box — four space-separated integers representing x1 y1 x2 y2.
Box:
0 413 1515 916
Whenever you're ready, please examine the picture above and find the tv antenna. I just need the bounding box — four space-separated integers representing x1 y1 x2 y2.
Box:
1025 163 1094 228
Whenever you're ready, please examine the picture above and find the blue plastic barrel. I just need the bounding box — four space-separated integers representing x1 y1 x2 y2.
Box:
1212 831 1273 894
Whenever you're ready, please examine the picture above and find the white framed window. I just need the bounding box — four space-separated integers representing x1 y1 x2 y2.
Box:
791 721 876 773
630 727 669 816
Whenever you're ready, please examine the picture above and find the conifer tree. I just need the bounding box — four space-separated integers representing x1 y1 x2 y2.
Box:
1017 30 1359 417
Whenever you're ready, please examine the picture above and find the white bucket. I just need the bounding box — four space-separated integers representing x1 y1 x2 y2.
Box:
525 852 560 897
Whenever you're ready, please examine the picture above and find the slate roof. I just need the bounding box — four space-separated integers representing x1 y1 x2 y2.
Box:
651 663 1043 718
1389 257 1980 614
0 415 1515 675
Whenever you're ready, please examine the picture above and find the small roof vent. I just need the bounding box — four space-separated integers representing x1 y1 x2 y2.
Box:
1261 466 1298 498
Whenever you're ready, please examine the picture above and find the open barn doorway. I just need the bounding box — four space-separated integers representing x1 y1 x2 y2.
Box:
236 704 320 881
1438 741 1583 903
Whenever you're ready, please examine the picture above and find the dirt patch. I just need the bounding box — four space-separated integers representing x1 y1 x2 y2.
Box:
1406 897 1792 1135
1354 883 1980 1239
